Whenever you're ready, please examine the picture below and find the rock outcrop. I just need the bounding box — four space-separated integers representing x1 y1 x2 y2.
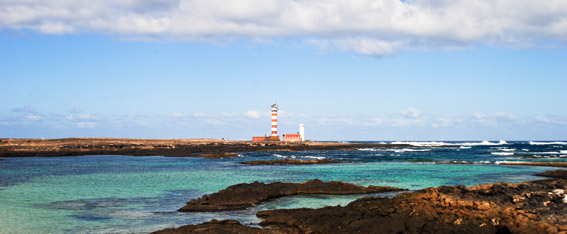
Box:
257 176 567 233
537 169 567 179
150 219 279 234
0 138 431 157
162 170 567 233
178 179 406 212
199 152 240 159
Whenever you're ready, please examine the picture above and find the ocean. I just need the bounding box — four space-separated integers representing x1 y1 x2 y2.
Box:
0 141 566 233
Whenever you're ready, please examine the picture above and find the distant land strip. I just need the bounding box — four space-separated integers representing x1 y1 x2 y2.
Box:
0 138 438 158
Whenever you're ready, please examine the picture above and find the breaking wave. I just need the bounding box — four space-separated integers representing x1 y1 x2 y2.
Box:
391 140 507 147
491 152 515 156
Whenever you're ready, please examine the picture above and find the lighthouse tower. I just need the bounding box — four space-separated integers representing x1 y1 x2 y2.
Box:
269 102 280 141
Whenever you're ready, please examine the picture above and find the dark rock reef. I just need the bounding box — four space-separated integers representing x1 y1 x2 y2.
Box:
537 169 567 179
257 176 567 233
198 152 240 159
151 219 278 234
239 159 340 165
162 170 567 234
178 179 407 212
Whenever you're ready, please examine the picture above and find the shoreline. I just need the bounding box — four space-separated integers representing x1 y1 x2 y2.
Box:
0 138 434 158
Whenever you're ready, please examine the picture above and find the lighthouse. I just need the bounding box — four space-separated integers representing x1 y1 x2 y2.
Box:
269 102 280 141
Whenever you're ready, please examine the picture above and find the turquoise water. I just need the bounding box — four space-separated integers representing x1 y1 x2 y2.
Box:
0 141 565 233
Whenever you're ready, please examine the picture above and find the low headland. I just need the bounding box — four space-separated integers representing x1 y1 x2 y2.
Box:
0 137 430 158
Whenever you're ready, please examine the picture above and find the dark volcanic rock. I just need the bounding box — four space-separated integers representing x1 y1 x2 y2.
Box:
178 179 406 212
0 138 437 158
239 159 340 165
536 169 567 179
257 178 567 234
150 219 278 234
198 152 240 159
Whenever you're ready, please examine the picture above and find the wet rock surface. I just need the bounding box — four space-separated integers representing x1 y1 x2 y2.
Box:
178 179 407 212
257 177 567 233
239 159 340 165
165 170 567 234
537 169 567 179
150 219 280 234
198 152 240 159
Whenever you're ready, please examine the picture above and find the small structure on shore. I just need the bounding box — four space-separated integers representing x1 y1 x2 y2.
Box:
252 103 305 142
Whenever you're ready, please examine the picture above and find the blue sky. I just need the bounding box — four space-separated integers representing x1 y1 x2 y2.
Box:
1 0 566 141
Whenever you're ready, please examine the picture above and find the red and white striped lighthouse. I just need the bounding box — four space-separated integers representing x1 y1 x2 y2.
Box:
271 102 278 137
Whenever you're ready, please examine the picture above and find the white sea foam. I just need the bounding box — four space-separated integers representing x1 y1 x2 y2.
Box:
460 146 472 149
530 141 567 145
391 141 450 147
461 140 506 146
392 149 431 153
273 154 285 158
390 140 508 147
357 148 376 151
526 151 563 155
303 156 327 160
358 148 431 153
561 150 567 154
497 148 516 152
491 152 515 156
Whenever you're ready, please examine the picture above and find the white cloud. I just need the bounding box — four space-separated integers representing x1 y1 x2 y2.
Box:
206 119 226 126
12 105 38 114
363 117 424 127
220 112 235 117
24 115 42 121
535 117 567 125
169 113 185 118
244 110 262 119
399 108 423 119
192 112 206 117
66 114 99 121
473 112 515 121
76 122 97 129
2 0 566 56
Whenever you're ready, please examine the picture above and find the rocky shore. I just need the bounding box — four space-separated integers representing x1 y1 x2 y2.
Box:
178 179 406 212
0 138 423 158
156 170 567 234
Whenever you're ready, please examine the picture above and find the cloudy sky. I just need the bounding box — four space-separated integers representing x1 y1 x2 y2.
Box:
1 0 566 140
